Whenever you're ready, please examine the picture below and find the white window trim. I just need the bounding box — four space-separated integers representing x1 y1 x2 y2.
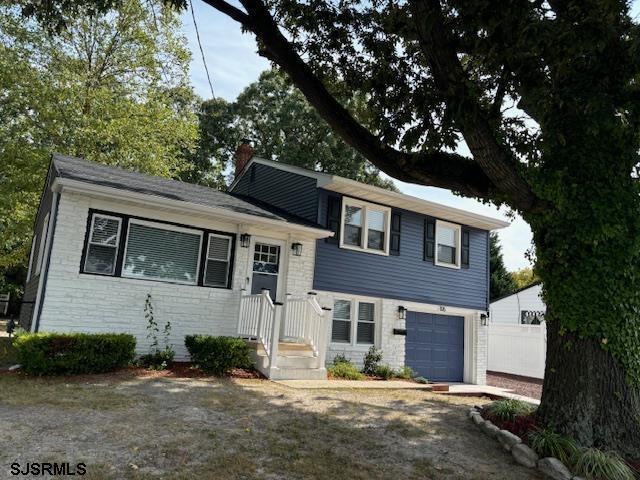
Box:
330 297 378 347
121 218 203 286
339 197 391 256
34 213 50 276
252 242 280 276
203 233 233 287
84 213 123 276
26 233 37 282
435 219 461 269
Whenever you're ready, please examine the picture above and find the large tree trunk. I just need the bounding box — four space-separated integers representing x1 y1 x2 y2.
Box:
538 317 640 457
531 170 640 458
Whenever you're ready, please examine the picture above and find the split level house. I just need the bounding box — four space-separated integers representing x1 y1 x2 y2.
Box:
20 146 508 383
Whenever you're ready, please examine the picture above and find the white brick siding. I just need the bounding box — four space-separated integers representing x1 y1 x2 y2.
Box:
38 191 316 360
38 190 488 384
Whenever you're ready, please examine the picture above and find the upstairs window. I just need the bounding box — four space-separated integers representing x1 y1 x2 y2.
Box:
84 214 121 276
435 220 461 268
340 197 390 255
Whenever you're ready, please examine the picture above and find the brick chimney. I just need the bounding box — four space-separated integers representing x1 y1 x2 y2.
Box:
234 139 254 177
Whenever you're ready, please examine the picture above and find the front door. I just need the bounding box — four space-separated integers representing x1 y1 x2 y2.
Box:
250 241 281 300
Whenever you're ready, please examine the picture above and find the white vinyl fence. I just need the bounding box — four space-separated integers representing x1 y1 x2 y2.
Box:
487 323 546 379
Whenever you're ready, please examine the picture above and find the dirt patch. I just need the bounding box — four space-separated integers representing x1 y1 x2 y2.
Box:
487 371 543 400
0 375 542 479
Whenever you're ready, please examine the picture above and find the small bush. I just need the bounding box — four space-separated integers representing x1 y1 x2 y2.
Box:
573 448 634 480
328 360 364 380
395 365 417 380
184 335 251 375
374 364 395 380
14 332 136 375
138 349 175 371
332 353 351 365
414 376 429 384
328 356 363 380
362 346 383 375
529 427 581 465
485 399 535 422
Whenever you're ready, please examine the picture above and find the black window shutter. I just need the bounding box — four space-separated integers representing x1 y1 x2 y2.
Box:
390 211 401 256
424 218 435 261
461 228 470 268
326 195 341 244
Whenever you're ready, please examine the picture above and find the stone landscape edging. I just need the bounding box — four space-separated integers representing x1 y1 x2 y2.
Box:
468 407 584 480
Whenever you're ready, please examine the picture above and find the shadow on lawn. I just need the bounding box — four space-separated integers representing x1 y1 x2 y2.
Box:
0 373 542 480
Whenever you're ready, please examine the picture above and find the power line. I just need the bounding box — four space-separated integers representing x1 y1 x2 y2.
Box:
189 0 216 99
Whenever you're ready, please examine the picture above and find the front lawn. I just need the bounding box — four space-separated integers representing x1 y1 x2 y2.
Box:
0 371 541 479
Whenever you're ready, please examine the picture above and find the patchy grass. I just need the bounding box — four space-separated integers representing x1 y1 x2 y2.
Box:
0 372 541 479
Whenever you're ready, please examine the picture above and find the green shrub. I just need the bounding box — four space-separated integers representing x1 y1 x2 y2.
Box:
328 360 364 380
138 349 175 371
395 365 417 380
528 427 581 465
485 399 535 422
184 335 251 375
572 448 634 480
332 353 351 365
374 364 395 380
362 346 383 375
414 376 429 384
14 332 136 375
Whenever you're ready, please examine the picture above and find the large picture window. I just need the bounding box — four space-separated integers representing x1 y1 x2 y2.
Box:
340 197 390 255
435 220 461 268
331 299 376 346
123 220 202 285
81 210 235 288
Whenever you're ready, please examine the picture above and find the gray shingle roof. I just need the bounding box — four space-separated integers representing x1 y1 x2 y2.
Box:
52 154 326 230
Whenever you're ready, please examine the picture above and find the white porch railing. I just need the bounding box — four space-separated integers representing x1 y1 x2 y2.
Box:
237 290 329 371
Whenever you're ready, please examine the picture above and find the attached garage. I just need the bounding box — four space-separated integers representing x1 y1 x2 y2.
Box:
405 311 465 382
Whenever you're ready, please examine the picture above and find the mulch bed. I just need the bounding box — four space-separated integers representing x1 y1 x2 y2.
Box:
486 371 543 400
0 362 262 382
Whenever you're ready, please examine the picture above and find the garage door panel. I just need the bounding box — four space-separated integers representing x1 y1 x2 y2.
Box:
405 312 464 382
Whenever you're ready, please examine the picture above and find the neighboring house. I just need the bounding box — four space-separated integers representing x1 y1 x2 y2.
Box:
490 283 545 325
488 283 546 379
20 149 508 383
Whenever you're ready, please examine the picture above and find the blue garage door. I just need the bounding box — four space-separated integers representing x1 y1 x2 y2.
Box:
406 312 464 382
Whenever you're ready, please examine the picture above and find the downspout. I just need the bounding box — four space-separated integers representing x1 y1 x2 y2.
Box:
33 191 60 333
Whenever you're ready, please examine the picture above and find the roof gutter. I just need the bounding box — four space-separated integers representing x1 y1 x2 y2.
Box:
52 177 334 240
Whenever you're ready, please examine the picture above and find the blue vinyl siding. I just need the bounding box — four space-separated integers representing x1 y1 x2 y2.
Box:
314 190 489 310
233 163 318 222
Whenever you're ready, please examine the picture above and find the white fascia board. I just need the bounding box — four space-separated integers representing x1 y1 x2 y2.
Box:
52 177 334 240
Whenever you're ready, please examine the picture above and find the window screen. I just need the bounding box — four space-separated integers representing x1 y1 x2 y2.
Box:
343 205 363 247
123 221 201 284
357 302 375 344
204 234 232 287
84 214 121 275
332 299 352 343
367 210 385 251
436 223 458 266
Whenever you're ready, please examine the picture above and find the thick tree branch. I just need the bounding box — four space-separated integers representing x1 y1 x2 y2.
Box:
409 0 545 213
201 0 497 200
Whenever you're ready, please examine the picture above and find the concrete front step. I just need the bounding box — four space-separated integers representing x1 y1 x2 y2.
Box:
268 367 327 381
246 340 315 358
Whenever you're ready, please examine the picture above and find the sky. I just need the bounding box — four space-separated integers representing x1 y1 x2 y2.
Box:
179 0 541 271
